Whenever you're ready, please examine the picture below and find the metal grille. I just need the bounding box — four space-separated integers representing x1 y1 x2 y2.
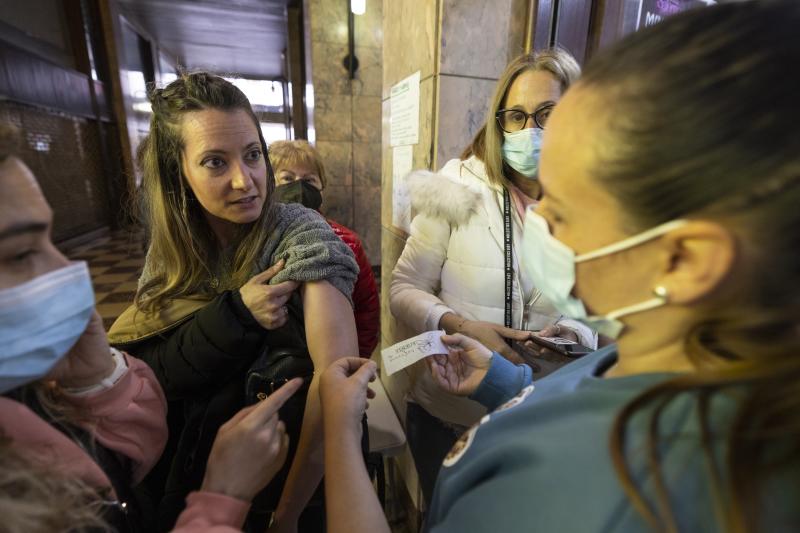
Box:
0 101 113 242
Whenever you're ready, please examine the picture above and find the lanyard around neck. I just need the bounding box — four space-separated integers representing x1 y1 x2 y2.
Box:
503 188 513 329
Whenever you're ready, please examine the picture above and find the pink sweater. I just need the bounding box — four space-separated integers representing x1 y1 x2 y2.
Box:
0 354 251 532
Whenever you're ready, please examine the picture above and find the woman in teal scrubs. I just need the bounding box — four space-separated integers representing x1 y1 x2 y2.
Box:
320 1 800 532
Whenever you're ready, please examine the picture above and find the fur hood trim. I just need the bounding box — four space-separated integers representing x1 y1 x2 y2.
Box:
405 170 482 227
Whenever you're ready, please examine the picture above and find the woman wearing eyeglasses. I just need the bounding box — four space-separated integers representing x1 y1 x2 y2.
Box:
390 49 598 506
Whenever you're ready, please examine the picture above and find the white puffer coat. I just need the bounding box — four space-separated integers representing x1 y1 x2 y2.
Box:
390 155 596 427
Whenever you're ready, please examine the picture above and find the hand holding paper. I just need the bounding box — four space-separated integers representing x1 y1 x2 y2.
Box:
381 332 495 399
426 334 494 397
381 330 449 376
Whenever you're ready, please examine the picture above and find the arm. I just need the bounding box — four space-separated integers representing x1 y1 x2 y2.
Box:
322 359 390 533
170 491 251 533
428 334 532 412
469 354 533 411
64 354 167 483
124 290 267 400
272 280 359 529
393 215 528 362
50 312 166 483
390 214 456 333
324 415 388 533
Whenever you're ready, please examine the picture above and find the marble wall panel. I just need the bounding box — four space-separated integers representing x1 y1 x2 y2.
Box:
354 0 384 49
378 227 420 501
353 141 381 187
308 0 383 275
507 0 530 62
435 74 495 167
309 0 349 44
352 95 381 142
313 93 353 141
382 0 438 99
416 75 436 169
353 185 381 264
379 226 411 343
311 42 351 96
321 184 353 227
380 97 393 229
315 140 352 186
352 45 382 97
439 0 526 79
380 147 393 230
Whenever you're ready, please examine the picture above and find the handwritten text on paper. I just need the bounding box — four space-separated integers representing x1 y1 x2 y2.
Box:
381 330 448 376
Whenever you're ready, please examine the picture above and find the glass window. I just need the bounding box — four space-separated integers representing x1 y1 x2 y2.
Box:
159 51 178 85
261 122 289 144
226 78 284 111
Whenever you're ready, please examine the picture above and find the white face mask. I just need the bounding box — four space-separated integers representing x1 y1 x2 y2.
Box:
522 209 687 338
501 128 543 178
0 262 94 393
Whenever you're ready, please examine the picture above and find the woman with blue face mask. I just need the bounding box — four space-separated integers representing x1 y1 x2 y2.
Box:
390 48 594 506
324 1 800 532
0 123 303 532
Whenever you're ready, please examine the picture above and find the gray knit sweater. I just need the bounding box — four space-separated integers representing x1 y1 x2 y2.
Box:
139 203 359 304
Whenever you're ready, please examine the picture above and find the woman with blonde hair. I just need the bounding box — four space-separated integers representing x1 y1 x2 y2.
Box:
108 72 360 532
269 139 380 358
390 48 597 504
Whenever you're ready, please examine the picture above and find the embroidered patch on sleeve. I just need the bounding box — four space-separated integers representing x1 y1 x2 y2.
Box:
441 385 534 468
442 423 478 468
495 384 535 412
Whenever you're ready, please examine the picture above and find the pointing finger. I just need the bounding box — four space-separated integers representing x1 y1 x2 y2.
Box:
246 377 303 424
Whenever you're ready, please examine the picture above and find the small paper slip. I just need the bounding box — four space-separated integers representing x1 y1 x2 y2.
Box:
381 330 448 376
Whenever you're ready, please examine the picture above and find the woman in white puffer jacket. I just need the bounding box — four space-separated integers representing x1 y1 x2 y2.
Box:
390 49 596 507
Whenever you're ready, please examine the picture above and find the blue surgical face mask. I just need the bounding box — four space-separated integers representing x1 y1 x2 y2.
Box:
0 262 94 393
501 128 543 178
522 209 687 338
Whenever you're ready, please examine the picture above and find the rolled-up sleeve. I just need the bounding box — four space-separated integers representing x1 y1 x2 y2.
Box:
391 213 455 333
469 353 533 412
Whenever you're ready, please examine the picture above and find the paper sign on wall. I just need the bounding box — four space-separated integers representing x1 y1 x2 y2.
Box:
381 330 448 376
390 71 421 147
391 145 413 233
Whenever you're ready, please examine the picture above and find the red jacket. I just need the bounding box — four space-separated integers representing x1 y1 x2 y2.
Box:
328 220 380 356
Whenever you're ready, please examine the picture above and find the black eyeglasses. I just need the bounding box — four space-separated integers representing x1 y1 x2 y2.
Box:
495 103 555 133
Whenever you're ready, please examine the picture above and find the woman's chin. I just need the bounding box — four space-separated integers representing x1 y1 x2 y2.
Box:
225 200 264 224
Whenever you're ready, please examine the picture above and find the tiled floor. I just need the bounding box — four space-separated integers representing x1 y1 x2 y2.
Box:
66 230 146 330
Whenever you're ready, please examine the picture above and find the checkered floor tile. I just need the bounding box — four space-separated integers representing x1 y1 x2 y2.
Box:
66 231 146 331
